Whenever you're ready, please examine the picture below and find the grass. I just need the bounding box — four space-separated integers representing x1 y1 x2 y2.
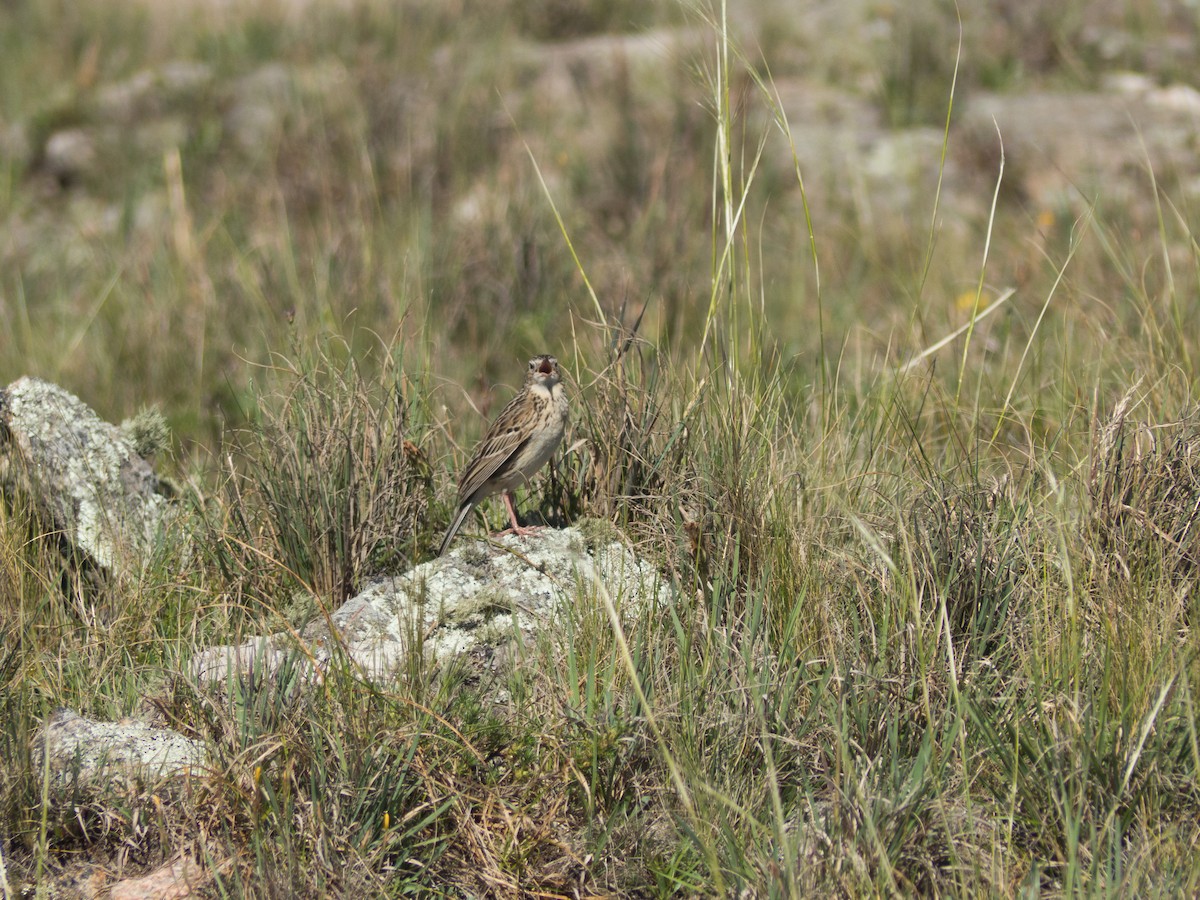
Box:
3 0 1200 895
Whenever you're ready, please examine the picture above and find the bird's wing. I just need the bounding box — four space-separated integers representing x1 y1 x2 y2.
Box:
456 394 533 503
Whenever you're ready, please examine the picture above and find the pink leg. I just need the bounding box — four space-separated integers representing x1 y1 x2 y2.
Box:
495 491 542 538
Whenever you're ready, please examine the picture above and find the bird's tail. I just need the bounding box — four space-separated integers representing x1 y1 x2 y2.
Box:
437 503 475 556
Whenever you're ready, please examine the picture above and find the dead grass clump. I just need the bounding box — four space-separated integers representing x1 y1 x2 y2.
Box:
159 668 455 895
563 324 784 597
1088 395 1200 591
564 317 673 535
436 775 595 897
911 476 1035 664
208 338 434 610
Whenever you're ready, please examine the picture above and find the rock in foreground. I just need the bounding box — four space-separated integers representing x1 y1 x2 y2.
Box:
194 524 673 685
34 708 207 787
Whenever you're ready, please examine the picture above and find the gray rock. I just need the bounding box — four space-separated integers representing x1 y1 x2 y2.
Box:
862 128 953 213
94 61 214 123
1100 71 1156 96
224 63 293 155
1147 83 1200 116
193 524 673 685
32 61 215 193
510 27 708 93
0 377 174 575
34 708 207 786
43 128 97 183
959 89 1200 208
484 26 707 195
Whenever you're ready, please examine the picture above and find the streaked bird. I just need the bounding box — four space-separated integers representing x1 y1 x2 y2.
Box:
438 354 569 555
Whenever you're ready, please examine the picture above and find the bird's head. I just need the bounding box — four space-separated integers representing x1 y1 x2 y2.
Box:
527 354 562 389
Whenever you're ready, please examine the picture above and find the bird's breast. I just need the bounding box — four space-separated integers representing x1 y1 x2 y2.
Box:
508 385 568 480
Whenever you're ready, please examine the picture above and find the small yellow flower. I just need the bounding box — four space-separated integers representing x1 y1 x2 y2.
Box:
955 291 988 313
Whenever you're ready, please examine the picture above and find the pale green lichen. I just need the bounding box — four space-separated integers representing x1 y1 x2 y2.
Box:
120 406 171 459
576 516 619 552
2 377 171 573
440 586 513 627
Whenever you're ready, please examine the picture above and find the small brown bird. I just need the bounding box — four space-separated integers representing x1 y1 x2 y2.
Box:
438 354 569 555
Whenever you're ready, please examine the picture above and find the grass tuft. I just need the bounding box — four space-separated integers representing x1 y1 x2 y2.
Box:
206 335 435 612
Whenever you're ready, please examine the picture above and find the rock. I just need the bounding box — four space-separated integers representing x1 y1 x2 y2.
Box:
194 524 673 686
1100 71 1155 96
958 89 1200 209
862 127 953 213
94 61 214 124
1147 83 1200 115
43 128 97 184
133 116 190 157
0 377 175 575
31 60 215 193
107 856 226 900
34 708 207 787
510 27 707 93
762 77 883 190
491 26 707 189
157 60 215 95
224 63 293 155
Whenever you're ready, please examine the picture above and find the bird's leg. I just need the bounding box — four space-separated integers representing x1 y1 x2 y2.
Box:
495 490 541 538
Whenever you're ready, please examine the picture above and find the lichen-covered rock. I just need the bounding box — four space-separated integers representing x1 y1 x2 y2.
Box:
193 524 674 685
0 376 174 574
34 708 207 787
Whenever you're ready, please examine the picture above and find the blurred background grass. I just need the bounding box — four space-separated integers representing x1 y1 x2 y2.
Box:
7 0 1195 459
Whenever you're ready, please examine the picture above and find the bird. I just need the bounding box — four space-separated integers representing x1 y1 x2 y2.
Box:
438 354 570 556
